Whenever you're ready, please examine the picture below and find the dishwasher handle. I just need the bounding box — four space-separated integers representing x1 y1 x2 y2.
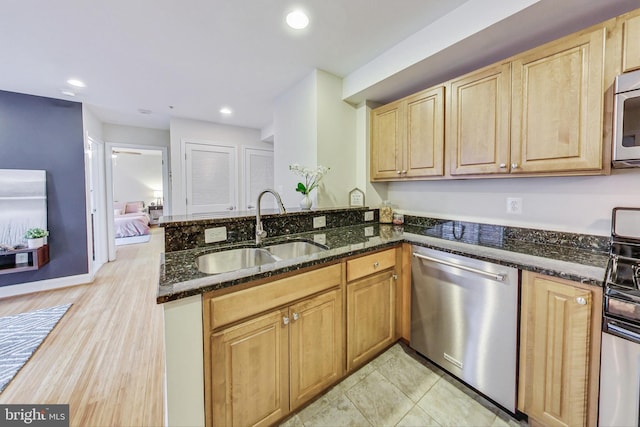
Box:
413 252 507 282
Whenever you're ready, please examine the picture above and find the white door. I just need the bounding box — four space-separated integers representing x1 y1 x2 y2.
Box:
185 142 237 214
244 148 274 210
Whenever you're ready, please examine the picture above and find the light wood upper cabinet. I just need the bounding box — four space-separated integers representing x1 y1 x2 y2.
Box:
623 11 640 72
518 272 602 427
511 28 606 173
371 86 444 180
448 62 511 176
371 101 404 180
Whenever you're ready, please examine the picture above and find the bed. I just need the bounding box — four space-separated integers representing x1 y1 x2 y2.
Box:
114 201 151 245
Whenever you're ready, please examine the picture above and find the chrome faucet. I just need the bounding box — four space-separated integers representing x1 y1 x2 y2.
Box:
256 189 286 245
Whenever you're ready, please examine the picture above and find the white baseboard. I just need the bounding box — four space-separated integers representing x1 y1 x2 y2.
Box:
0 273 94 299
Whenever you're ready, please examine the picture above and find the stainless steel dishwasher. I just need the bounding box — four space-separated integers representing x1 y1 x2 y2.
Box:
411 245 519 412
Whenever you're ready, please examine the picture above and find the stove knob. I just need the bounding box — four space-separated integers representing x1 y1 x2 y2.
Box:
576 297 587 305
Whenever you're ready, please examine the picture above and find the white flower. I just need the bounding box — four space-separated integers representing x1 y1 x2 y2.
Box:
289 164 330 195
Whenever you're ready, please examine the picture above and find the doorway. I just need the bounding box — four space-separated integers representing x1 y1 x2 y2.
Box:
105 143 169 261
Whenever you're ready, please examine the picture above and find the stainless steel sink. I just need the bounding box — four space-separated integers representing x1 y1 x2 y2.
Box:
264 241 327 260
196 247 276 274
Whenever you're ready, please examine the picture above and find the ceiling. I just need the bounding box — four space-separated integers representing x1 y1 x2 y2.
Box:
0 0 637 131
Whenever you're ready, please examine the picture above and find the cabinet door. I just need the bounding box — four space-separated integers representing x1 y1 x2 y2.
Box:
347 270 396 371
371 101 405 180
449 63 511 175
289 289 343 410
209 309 289 427
518 273 593 427
405 87 445 177
623 12 640 73
511 28 605 173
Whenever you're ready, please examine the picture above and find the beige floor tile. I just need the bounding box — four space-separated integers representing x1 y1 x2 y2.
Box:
279 414 304 427
369 343 405 368
395 405 442 427
417 378 497 427
303 394 372 427
323 362 375 402
377 352 441 402
346 370 414 426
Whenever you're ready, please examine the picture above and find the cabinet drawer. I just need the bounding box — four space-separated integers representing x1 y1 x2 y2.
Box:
208 263 342 330
346 248 396 282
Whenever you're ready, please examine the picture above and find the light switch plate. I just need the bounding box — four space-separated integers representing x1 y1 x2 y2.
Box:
205 226 227 243
313 216 326 228
364 211 374 221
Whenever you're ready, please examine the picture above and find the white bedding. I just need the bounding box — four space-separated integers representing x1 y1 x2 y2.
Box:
114 212 150 238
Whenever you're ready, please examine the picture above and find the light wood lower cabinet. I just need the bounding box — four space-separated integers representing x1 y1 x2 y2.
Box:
518 272 602 427
347 270 396 371
346 248 398 372
208 288 343 427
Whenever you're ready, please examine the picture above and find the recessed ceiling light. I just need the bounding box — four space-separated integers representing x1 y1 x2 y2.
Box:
220 107 233 115
66 78 86 88
61 90 76 97
286 10 309 29
138 108 152 115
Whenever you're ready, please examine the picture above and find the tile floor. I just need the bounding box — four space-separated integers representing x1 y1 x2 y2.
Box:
279 343 527 427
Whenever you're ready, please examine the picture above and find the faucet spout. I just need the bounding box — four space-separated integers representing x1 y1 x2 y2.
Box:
256 189 286 245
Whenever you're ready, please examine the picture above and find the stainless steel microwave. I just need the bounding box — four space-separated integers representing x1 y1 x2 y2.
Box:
613 69 640 168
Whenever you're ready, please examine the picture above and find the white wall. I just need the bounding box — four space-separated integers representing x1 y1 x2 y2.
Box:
112 152 163 206
317 71 357 207
273 69 359 209
169 117 270 215
103 124 170 148
387 168 640 236
273 71 318 208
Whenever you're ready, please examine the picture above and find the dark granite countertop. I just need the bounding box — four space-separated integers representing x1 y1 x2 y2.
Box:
157 222 608 304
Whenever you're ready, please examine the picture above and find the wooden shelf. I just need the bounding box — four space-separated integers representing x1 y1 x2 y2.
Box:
0 245 50 275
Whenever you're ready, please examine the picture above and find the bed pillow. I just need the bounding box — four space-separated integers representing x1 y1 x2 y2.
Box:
113 201 126 213
114 209 122 216
125 201 144 213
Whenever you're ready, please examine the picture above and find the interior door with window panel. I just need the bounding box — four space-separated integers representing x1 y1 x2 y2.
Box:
185 142 237 214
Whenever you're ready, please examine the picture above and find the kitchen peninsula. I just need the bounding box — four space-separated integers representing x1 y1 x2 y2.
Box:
158 207 607 427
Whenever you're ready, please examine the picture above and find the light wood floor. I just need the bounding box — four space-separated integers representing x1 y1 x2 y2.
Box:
0 227 165 427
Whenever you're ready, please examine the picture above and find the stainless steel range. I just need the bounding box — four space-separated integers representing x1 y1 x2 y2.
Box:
600 207 640 426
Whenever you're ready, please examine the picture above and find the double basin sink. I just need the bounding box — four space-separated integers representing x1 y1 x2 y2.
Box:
196 240 327 275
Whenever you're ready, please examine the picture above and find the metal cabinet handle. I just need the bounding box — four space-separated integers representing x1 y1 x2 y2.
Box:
499 163 507 168
373 261 379 268
511 163 519 169
392 274 398 280
283 316 290 325
227 206 234 210
576 297 587 305
292 312 299 321
401 170 407 174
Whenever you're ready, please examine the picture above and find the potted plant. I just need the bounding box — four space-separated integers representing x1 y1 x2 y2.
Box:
289 164 330 210
24 228 48 249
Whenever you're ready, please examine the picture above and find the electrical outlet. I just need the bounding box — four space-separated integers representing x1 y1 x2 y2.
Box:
364 211 374 221
205 226 227 243
364 226 374 237
313 234 326 245
313 216 326 228
506 197 523 215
